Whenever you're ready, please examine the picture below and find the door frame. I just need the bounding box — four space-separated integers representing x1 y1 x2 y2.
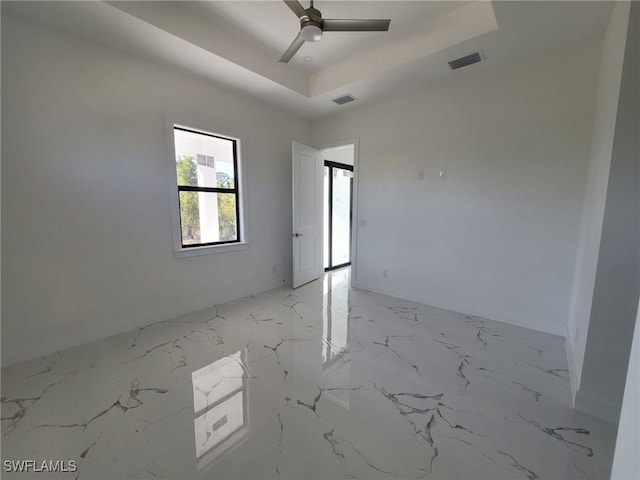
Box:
319 139 360 287
324 160 353 272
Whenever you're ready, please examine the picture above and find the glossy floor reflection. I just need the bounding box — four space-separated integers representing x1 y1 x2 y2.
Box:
2 269 613 479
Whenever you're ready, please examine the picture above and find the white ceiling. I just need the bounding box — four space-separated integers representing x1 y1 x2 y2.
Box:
4 1 614 120
189 1 473 73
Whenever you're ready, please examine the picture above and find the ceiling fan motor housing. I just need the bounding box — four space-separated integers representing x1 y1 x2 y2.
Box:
300 7 324 42
304 6 323 23
300 18 323 30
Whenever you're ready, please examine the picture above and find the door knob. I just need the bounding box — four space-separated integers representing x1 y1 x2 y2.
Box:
293 233 304 237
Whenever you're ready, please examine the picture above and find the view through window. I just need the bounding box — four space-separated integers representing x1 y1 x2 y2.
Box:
174 126 241 247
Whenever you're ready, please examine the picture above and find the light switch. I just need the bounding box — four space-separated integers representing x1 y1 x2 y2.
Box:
418 170 425 180
439 169 447 178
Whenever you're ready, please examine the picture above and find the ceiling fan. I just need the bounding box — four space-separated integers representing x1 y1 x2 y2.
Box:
279 0 391 63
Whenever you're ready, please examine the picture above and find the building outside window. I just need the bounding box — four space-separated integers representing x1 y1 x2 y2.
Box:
173 126 242 248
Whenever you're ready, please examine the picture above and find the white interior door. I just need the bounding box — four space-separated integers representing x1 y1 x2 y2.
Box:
292 142 323 288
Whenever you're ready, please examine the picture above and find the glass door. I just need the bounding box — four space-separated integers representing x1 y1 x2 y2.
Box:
324 161 353 271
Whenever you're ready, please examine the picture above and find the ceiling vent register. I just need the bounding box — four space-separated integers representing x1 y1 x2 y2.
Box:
448 52 483 70
332 94 357 105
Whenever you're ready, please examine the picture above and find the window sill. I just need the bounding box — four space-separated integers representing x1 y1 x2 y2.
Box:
174 242 249 258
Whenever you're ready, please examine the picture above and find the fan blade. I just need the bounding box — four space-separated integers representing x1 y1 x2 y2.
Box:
323 19 391 32
283 0 307 18
279 33 306 63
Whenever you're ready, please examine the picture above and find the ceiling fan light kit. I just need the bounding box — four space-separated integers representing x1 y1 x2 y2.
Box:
279 0 391 63
301 23 323 42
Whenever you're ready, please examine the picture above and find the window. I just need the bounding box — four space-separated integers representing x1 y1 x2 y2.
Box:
173 126 242 249
191 350 249 468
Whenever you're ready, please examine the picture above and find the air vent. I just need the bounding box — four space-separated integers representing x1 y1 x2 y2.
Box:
332 94 357 105
448 52 482 70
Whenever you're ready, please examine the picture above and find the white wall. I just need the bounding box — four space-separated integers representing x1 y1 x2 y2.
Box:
576 0 639 423
611 300 640 479
0 4 3 363
1 13 311 365
566 1 631 400
323 145 354 167
313 45 600 336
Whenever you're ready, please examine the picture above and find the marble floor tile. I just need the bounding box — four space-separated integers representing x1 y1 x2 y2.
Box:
1 268 613 479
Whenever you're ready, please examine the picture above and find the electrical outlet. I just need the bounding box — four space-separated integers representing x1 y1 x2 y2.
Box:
360 219 367 227
383 269 388 278
418 170 425 180
272 265 277 274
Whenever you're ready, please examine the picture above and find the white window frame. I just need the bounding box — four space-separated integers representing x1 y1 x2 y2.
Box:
166 118 249 257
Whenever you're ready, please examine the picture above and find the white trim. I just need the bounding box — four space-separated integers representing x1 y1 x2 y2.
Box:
1 281 285 366
575 389 620 423
318 138 360 288
164 115 249 256
565 326 579 405
175 242 250 258
353 279 567 337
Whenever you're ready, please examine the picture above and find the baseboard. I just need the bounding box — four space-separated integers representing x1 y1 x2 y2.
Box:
1 278 289 367
2 313 158 367
565 327 579 405
353 281 567 338
575 389 621 423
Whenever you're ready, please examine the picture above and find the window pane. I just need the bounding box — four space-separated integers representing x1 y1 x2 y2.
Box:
217 193 238 242
174 128 236 188
323 166 329 269
179 191 238 245
331 168 351 265
179 190 201 245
